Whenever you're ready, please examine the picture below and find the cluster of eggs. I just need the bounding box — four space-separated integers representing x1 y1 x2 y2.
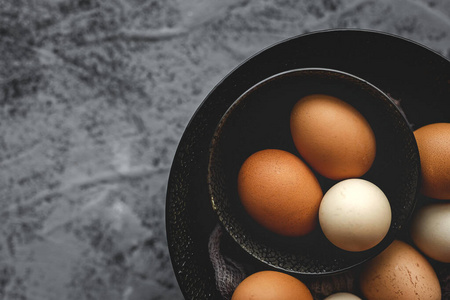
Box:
237 94 388 251
232 239 444 300
233 94 449 299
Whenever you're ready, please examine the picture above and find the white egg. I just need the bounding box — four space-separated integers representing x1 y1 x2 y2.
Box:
324 292 362 300
410 202 450 263
319 178 392 252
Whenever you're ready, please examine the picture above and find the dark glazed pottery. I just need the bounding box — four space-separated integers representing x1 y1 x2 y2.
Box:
208 68 420 275
166 29 450 299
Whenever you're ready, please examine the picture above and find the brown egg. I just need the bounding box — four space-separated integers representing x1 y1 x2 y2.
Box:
413 122 450 199
237 149 323 236
232 270 313 300
360 240 441 300
290 94 376 180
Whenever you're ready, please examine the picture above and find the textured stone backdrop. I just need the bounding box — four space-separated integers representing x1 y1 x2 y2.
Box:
0 0 449 299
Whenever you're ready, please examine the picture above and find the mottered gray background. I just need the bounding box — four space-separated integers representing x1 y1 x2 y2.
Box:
1 0 449 299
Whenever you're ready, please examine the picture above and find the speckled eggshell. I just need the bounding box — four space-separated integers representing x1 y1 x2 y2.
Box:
237 149 323 236
414 123 450 200
360 240 441 300
290 94 376 180
231 270 313 300
318 178 391 252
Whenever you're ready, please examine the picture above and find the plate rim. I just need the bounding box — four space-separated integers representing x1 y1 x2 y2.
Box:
165 28 450 299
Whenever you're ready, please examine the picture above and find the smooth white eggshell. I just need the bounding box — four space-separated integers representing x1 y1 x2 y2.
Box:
324 292 362 300
410 202 450 263
319 178 392 252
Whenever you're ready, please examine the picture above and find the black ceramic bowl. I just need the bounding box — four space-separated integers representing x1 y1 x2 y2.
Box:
207 68 420 275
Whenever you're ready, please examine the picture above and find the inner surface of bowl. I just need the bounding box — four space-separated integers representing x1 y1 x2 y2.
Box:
208 68 420 275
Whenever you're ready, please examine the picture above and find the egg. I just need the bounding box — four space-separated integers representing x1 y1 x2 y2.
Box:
324 292 362 300
413 122 450 199
318 179 391 252
360 240 441 300
410 202 450 263
290 94 376 180
237 149 323 236
231 270 313 300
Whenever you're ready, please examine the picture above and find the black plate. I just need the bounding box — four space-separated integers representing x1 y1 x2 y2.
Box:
166 29 450 299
